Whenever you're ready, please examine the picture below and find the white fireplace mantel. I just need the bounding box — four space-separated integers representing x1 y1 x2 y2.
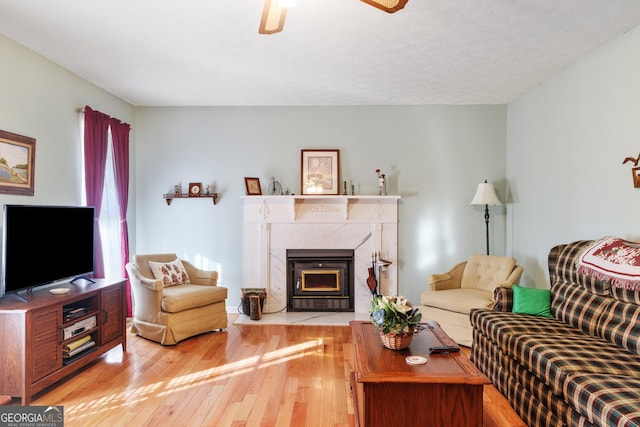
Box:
242 195 400 313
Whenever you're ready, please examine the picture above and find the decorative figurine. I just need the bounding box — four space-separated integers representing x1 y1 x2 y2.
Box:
623 153 640 167
376 169 387 195
205 185 210 195
623 153 640 188
268 177 283 195
174 185 180 195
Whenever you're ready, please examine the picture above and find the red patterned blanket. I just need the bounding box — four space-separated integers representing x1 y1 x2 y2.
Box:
576 236 640 290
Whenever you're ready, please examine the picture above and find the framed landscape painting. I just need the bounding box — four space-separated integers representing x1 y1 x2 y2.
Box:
301 149 340 195
0 130 35 196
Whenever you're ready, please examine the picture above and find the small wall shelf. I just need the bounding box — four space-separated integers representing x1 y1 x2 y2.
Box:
163 193 219 205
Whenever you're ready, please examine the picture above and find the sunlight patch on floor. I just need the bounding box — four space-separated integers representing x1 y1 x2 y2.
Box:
63 338 328 421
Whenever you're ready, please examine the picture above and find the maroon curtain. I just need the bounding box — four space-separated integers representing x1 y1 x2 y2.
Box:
110 117 132 316
83 106 110 278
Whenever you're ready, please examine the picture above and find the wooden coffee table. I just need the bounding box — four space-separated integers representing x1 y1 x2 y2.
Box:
350 320 490 427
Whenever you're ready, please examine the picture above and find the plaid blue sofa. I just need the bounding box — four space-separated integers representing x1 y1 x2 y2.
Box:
471 240 640 427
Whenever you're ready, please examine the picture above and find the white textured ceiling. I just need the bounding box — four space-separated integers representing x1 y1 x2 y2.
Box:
1 0 639 106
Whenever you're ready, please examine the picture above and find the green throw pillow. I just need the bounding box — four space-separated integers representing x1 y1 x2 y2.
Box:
512 285 553 318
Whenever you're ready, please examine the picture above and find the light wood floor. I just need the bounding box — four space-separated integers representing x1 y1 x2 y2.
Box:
23 315 525 426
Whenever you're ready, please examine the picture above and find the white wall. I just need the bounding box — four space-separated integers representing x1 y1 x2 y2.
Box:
507 25 640 288
0 34 134 207
0 32 507 310
0 34 134 283
9 18 639 309
134 106 507 307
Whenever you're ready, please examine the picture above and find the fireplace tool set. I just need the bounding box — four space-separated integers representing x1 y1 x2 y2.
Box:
367 252 392 296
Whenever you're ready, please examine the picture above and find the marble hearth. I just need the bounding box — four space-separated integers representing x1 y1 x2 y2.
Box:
242 195 400 313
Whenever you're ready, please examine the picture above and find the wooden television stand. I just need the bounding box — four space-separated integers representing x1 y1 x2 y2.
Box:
0 278 127 404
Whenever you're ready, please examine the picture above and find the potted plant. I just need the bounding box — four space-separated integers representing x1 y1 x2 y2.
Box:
370 295 422 350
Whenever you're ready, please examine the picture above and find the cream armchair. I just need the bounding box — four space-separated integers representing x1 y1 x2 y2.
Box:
126 253 228 345
420 254 523 347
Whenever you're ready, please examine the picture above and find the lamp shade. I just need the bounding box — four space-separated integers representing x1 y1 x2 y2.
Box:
470 181 502 206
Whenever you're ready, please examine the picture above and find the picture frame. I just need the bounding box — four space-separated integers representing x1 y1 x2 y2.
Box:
244 177 262 195
301 149 340 195
188 182 202 197
0 130 35 196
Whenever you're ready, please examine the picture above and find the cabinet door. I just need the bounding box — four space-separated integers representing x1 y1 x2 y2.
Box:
31 308 61 381
100 284 124 345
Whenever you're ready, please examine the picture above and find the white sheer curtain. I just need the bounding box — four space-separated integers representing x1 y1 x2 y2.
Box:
98 132 123 279
80 121 122 280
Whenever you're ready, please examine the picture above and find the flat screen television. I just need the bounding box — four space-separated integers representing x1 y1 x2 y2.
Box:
1 204 95 300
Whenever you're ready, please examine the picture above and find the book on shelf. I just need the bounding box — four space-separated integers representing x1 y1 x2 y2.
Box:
63 335 91 353
63 340 96 358
62 345 97 365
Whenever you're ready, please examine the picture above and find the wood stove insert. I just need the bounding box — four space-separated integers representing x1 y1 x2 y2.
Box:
287 249 354 312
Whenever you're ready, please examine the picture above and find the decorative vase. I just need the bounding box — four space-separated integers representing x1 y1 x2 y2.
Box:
378 174 386 195
379 330 413 350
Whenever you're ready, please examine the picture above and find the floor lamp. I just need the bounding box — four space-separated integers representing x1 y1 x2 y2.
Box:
470 180 502 255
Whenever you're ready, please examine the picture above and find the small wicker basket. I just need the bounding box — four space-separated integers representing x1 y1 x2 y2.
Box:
379 330 414 350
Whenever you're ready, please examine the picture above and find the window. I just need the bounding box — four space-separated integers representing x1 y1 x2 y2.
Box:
81 123 122 279
99 132 123 278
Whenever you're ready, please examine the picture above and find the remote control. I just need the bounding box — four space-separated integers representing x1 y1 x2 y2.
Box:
429 344 460 354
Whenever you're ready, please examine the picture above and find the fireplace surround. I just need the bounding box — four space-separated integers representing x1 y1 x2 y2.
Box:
242 195 400 313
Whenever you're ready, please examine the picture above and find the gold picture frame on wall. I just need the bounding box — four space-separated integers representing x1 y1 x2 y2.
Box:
0 129 35 196
301 149 340 195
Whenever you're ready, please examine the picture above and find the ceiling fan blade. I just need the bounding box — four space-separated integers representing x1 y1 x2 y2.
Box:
259 0 288 34
360 0 409 13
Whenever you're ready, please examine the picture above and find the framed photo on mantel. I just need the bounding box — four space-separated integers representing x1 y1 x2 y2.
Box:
301 149 340 195
244 177 262 195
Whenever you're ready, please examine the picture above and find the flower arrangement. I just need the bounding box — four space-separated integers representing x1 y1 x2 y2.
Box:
370 295 422 335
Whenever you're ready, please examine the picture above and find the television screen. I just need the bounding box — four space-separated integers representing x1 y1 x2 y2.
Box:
1 205 95 298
